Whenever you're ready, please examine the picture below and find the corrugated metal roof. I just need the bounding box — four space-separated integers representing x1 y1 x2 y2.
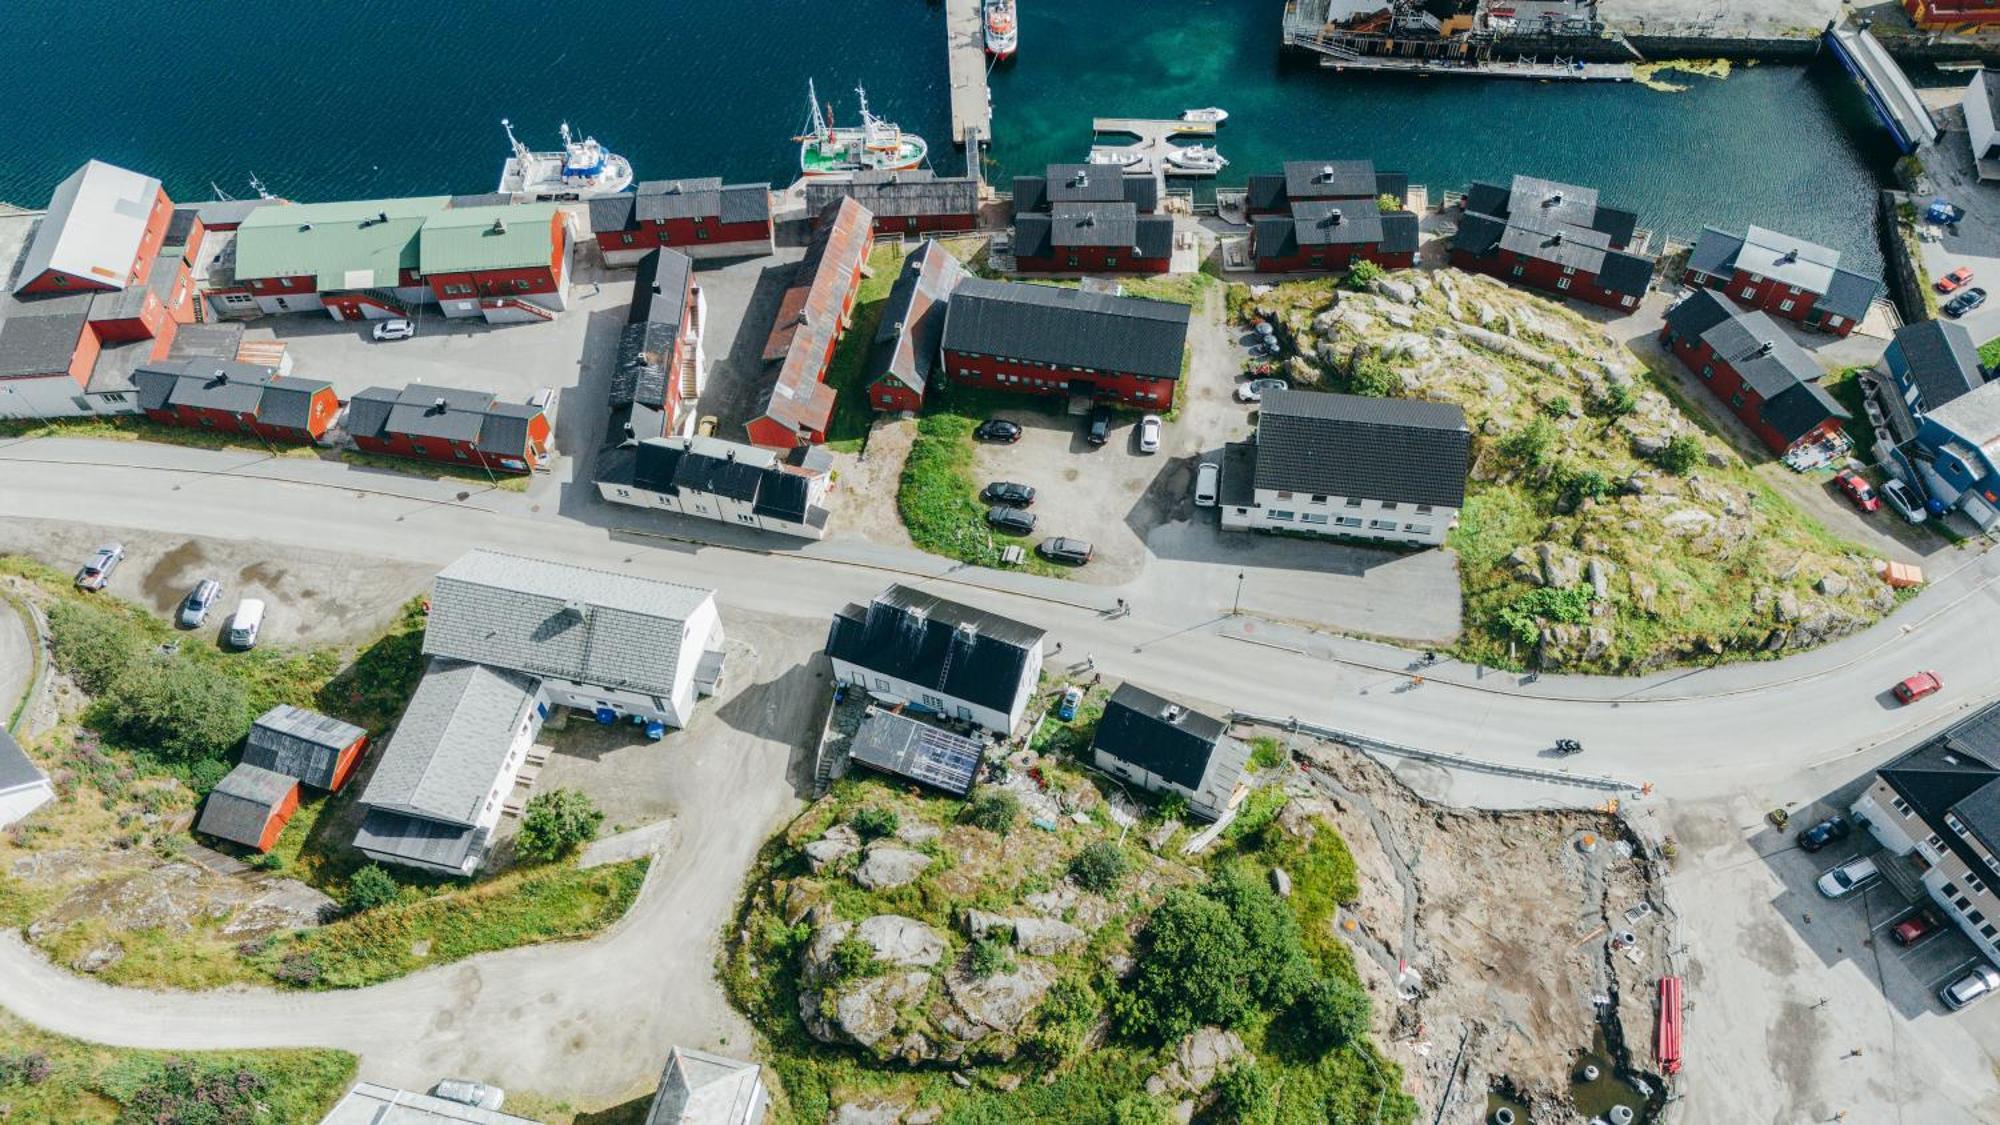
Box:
417 204 559 273
941 278 1189 382
645 1047 765 1125
14 160 160 293
243 704 366 789
322 1081 542 1124
232 196 449 290
358 658 540 824
806 171 978 220
865 239 965 396
0 727 48 795
758 198 872 437
194 763 296 847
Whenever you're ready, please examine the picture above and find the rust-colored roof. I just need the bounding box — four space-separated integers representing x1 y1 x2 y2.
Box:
758 198 874 439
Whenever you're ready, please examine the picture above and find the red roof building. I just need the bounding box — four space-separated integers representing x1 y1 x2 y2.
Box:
344 383 552 473
1011 165 1172 275
940 278 1190 409
132 358 338 444
1251 202 1420 274
589 178 774 267
195 764 299 853
748 199 875 448
1447 175 1654 311
1659 289 1851 456
1904 0 2000 26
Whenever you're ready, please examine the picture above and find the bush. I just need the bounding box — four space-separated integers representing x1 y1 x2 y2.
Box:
1151 793 1189 824
1541 394 1573 419
343 864 400 914
273 951 321 986
962 791 1020 835
1560 465 1612 503
1212 1061 1277 1125
1346 356 1398 398
1658 434 1703 475
92 655 251 764
1496 586 1594 648
1248 736 1285 771
253 852 285 873
1206 865 1314 1008
1342 259 1384 291
1115 889 1252 1040
1376 193 1401 214
849 806 900 841
187 757 231 794
105 1057 271 1124
1498 416 1557 468
1026 975 1099 1062
1594 383 1638 418
969 934 1014 978
0 1050 52 1086
1109 1094 1173 1125
1295 974 1372 1050
516 788 604 862
46 599 146 695
830 934 879 981
1067 840 1130 894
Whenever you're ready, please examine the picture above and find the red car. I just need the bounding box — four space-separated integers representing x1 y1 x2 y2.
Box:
1834 470 1880 513
1893 911 1941 946
1938 267 1975 294
1893 671 1943 705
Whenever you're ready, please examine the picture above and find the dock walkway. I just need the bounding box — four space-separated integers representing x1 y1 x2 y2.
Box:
1088 117 1223 178
945 0 992 146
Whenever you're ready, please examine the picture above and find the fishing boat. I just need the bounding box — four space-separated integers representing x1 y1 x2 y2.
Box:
1181 107 1229 125
797 79 929 178
984 0 1018 60
497 119 633 199
1165 144 1228 174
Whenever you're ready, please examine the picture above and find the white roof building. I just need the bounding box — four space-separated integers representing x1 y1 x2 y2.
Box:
14 160 163 294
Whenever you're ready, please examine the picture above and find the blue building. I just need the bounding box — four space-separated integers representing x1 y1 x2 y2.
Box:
1882 319 1984 441
1912 381 2000 530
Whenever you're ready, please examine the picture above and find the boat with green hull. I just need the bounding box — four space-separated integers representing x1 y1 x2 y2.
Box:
796 79 927 178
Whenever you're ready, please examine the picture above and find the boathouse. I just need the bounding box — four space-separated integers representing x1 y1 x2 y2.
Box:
1250 201 1420 274
748 198 874 448
590 178 774 266
1659 289 1849 457
939 278 1189 409
343 383 552 474
1683 225 1879 337
417 203 570 323
1449 176 1653 311
864 239 966 413
1245 159 1410 218
1010 164 1171 275
131 358 338 444
806 170 980 239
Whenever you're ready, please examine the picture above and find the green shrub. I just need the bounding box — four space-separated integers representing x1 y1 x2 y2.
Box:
1342 259 1384 292
961 791 1020 835
1067 840 1130 894
1561 465 1612 502
187 757 230 794
1248 736 1285 771
1498 416 1557 467
849 806 900 841
1495 586 1594 648
1658 434 1703 475
1212 1061 1276 1125
46 599 146 695
1376 193 1401 214
343 864 400 914
1026 975 1099 1062
1346 356 1398 397
1295 974 1372 1051
1206 865 1314 1008
516 789 604 862
1109 1094 1173 1125
969 935 1014 978
830 934 879 981
102 1056 273 1124
1541 394 1572 419
92 655 251 764
1151 793 1189 824
1114 889 1252 1041
1594 383 1638 418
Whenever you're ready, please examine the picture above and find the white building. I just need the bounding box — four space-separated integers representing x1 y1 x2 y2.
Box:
599 434 834 539
825 584 1046 735
1089 683 1248 822
0 728 54 829
644 1046 769 1125
320 1081 539 1124
1964 69 2000 182
1219 389 1469 549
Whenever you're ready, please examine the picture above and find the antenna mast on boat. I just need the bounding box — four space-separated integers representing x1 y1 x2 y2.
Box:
501 118 532 165
209 181 236 202
247 172 272 200
807 78 828 140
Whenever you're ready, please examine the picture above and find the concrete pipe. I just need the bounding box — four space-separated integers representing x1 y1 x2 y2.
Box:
1491 1109 1516 1125
1579 1063 1601 1082
1609 1106 1636 1125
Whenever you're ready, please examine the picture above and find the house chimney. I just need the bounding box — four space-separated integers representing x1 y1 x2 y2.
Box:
1327 208 1344 225
1318 164 1335 182
560 599 586 620
1550 230 1564 246
1073 170 1089 189
1754 341 1774 357
1545 190 1564 207
492 218 507 234
1078 211 1096 228
377 211 389 224
431 396 448 414
1160 703 1184 723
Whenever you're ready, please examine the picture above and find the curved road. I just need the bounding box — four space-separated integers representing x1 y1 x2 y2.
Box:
1 442 1998 1102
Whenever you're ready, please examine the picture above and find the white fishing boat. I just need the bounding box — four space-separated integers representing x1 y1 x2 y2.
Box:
1165 144 1229 174
497 119 633 199
797 79 929 178
1181 106 1229 124
984 0 1017 60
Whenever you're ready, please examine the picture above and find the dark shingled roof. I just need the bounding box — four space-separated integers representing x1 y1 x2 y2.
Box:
195 764 296 848
1892 319 1985 412
942 278 1190 382
346 383 543 456
343 386 401 443
1455 205 1653 298
1045 163 1131 204
635 177 725 222
1255 203 1421 260
1245 174 1288 213
825 585 1045 717
1011 175 1050 215
866 239 966 397
806 170 979 220
1875 708 2000 890
1685 226 1745 280
1472 174 1640 247
1092 683 1227 791
1663 288 1738 340
258 377 332 431
354 808 486 872
629 436 829 529
243 704 366 790
1686 225 1880 322
1253 389 1471 509
1012 214 1052 260
588 194 636 234
1674 294 1849 445
130 358 333 430
0 293 90 379
1281 159 1405 202
1819 267 1883 323
1042 203 1173 259
610 248 694 437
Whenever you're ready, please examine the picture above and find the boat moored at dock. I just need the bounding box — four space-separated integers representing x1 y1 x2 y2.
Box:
1181 106 1228 124
497 119 632 199
984 0 1017 59
797 79 930 178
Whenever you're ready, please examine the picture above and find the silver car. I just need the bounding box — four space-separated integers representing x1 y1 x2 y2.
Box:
1942 964 2000 1011
431 1080 504 1110
179 579 223 628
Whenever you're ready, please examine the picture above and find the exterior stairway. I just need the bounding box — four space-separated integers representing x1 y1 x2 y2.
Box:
357 288 409 317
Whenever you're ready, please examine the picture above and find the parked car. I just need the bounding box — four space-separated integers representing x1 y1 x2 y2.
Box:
974 418 1022 444
1833 470 1880 513
431 1080 504 1111
1942 964 2000 1010
1937 266 1975 294
1892 910 1941 946
1137 414 1162 454
74 543 125 591
225 598 266 649
1944 286 1987 318
986 505 1037 534
1815 856 1879 898
982 481 1036 506
1086 406 1112 446
1893 670 1943 705
1236 378 1288 403
1881 478 1927 524
1194 462 1220 507
1038 537 1094 565
371 318 416 341
178 578 223 628
1057 686 1083 722
1796 815 1851 853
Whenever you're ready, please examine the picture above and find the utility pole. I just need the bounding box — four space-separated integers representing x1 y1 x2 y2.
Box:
1233 570 1245 615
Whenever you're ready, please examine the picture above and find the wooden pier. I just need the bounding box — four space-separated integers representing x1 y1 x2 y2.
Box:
945 0 992 146
1087 117 1224 178
1314 53 1633 81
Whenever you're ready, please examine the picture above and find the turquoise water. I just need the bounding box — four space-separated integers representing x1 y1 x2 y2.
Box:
1 0 1895 271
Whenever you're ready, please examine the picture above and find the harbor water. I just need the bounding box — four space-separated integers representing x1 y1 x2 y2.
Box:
1 0 1898 273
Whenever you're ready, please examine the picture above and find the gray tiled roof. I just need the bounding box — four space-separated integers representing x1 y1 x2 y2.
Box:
258 377 332 431
1818 266 1881 323
1663 288 1738 340
588 194 636 234
1253 389 1470 509
343 386 401 441
1699 306 1830 401
353 809 486 872
358 658 540 824
1925 379 2000 449
195 763 296 848
243 704 366 790
718 183 773 225
1044 164 1129 204
1283 159 1389 200
1047 203 1147 249
865 239 966 395
1736 225 1840 293
1010 175 1050 214
424 549 714 696
941 278 1190 382
476 401 544 457
645 1047 765 1125
0 727 48 795
1892 319 1984 411
0 293 90 379
1245 174 1287 213
385 384 494 442
806 171 979 219
1289 200 1386 246
635 177 724 222
130 358 276 414
1685 226 1745 280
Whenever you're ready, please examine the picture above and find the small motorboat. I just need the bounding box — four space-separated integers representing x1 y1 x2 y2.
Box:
1088 150 1145 169
1165 144 1228 173
1181 106 1229 124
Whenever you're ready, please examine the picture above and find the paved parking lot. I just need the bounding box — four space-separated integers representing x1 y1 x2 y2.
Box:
1913 128 2000 348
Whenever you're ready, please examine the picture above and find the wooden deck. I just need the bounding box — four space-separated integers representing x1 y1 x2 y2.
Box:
945 0 992 145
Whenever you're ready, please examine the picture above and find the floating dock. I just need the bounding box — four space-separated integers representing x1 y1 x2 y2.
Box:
1314 53 1633 81
945 0 992 146
1088 117 1224 178
1826 24 1939 155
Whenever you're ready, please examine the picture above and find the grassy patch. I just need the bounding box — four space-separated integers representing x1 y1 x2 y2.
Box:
1822 367 1879 465
895 411 1061 576
820 243 911 452
0 1010 355 1123
0 415 318 457
337 450 530 492
1981 337 2000 370
1115 272 1216 307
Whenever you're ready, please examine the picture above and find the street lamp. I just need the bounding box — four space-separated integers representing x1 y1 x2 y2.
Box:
1233 570 1245 615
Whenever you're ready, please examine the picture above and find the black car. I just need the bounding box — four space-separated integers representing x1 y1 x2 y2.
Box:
987 506 1037 534
1797 814 1852 853
982 481 1036 506
1086 405 1112 446
1945 287 1988 318
1037 536 1094 564
974 418 1023 443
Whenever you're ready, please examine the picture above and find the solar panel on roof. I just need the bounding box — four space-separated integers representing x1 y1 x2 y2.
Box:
849 709 984 797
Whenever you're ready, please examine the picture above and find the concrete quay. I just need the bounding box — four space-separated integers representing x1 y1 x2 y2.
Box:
945 0 992 146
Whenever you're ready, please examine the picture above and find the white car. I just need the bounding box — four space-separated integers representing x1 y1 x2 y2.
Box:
431 1080 504 1110
1815 856 1878 898
371 318 416 341
1881 478 1927 524
1137 414 1162 454
1236 378 1288 403
1194 462 1220 507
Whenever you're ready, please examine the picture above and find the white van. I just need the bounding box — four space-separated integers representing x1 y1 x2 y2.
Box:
1194 462 1220 507
226 598 266 649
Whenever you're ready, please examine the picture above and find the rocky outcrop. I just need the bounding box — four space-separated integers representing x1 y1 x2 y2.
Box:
1146 1027 1251 1098
855 845 933 891
805 824 862 873
935 960 1056 1048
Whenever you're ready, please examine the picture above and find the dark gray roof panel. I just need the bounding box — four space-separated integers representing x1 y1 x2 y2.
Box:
1092 683 1226 791
634 177 724 222
588 195 636 234
1685 226 1744 279
1818 267 1882 323
1044 164 1128 204
243 704 366 790
1253 389 1470 509
824 584 1045 715
0 727 47 795
941 278 1190 382
354 808 485 870
1284 160 1383 199
195 763 297 848
1664 288 1738 340
1893 319 1984 410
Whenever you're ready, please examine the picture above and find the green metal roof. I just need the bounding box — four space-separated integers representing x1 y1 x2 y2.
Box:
233 197 450 291
418 204 561 274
